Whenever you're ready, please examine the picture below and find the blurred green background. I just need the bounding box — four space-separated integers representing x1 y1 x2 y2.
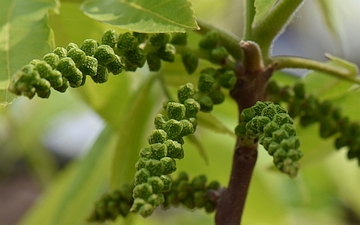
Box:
1 0 360 225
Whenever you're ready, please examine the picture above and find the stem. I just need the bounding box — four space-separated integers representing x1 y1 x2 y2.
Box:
215 140 257 225
273 56 360 84
196 19 242 60
251 0 304 61
240 41 263 73
215 41 275 225
244 0 255 40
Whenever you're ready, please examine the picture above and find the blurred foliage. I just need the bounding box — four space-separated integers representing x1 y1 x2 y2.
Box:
1 0 360 225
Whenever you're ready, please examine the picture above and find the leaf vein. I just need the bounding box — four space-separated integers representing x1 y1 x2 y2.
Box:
120 0 194 29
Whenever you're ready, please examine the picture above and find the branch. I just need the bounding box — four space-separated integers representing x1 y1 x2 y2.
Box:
244 0 256 40
251 0 304 60
215 139 258 225
215 42 275 225
273 56 360 84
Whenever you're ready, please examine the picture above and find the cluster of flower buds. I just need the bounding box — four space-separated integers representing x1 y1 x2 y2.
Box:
144 33 177 71
198 30 229 64
162 172 220 213
267 80 360 165
131 83 201 217
87 183 133 222
9 30 136 99
193 67 236 112
235 101 303 178
9 30 181 99
88 172 221 222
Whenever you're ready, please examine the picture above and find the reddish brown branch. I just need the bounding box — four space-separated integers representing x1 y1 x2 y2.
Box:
214 41 276 225
215 139 257 225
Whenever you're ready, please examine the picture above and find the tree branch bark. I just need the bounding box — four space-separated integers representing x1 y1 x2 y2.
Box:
215 41 276 225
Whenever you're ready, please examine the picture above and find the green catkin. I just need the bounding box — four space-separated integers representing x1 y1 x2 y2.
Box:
9 30 127 98
267 80 360 167
9 29 186 99
89 172 220 222
235 101 303 178
130 66 236 216
131 83 200 217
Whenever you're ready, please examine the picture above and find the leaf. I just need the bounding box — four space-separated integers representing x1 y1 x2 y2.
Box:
197 112 236 137
314 0 342 43
0 0 59 107
301 55 358 100
253 0 278 26
325 53 358 77
185 134 209 165
18 125 117 225
111 74 163 188
81 0 199 33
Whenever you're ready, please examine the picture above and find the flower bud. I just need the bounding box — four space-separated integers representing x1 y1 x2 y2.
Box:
150 143 167 159
67 47 87 66
198 73 216 93
160 157 176 175
219 70 236 89
158 44 175 62
147 194 165 207
178 83 195 103
53 47 67 59
293 82 305 99
80 39 98 56
164 140 183 159
170 33 187 45
147 177 164 193
210 46 228 62
56 57 83 87
117 32 138 52
208 89 225 104
79 56 98 76
150 33 171 47
134 168 151 185
148 129 167 144
145 159 164 176
160 175 172 192
154 113 168 129
102 29 118 48
166 102 186 120
43 53 59 69
196 95 213 112
94 45 116 66
163 119 183 139
199 30 219 49
146 53 161 71
184 98 200 118
133 183 153 199
91 64 108 83
181 52 198 74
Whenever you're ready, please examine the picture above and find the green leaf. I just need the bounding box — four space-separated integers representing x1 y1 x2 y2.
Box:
253 0 278 26
81 0 199 33
185 134 209 165
0 0 59 107
301 56 358 100
315 0 341 43
18 125 117 225
325 53 358 77
111 74 162 188
197 112 236 137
